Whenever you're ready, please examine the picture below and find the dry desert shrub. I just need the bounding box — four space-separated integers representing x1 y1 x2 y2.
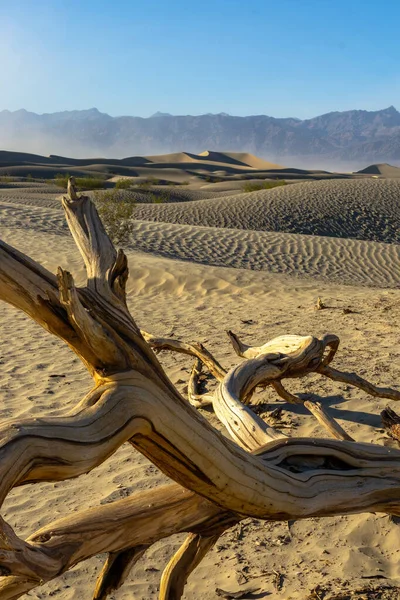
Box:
115 178 133 190
93 189 135 244
242 180 286 192
55 173 106 190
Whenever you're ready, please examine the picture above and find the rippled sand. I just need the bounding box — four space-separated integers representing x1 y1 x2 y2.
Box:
1 179 400 287
134 179 400 243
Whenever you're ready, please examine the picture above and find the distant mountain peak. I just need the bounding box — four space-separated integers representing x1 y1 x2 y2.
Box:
150 111 173 118
60 107 102 115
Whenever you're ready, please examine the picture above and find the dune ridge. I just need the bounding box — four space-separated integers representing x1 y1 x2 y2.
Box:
134 179 400 243
0 148 364 182
357 162 400 177
197 150 286 169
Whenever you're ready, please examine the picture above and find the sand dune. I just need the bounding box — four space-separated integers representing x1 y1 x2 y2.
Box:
0 149 375 184
145 152 201 164
93 185 242 204
134 179 400 243
147 149 285 171
128 222 400 288
357 163 400 177
199 150 286 170
1 188 400 288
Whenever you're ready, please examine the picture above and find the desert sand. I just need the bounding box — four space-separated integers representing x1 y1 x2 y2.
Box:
1 152 400 599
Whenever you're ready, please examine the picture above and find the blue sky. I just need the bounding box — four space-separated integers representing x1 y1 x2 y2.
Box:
1 0 399 119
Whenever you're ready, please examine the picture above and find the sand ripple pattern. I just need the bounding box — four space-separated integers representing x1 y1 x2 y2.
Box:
2 177 400 288
2 199 398 287
0 185 241 209
129 221 400 288
134 179 400 243
91 187 241 204
0 187 62 209
0 201 68 234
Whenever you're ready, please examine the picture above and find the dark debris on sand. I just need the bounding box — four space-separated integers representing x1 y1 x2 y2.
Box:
307 582 400 600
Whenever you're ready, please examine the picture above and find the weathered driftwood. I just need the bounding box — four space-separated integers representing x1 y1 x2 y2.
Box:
320 365 400 401
142 330 226 381
144 329 350 445
381 406 400 443
146 327 350 440
141 323 392 444
227 329 400 402
159 532 223 600
187 358 215 408
154 328 352 442
1 181 400 599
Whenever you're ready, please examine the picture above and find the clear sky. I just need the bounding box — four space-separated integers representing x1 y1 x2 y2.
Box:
2 0 399 119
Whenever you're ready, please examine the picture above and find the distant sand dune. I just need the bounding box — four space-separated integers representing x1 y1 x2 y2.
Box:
146 150 285 170
356 163 400 177
198 150 286 170
145 152 201 164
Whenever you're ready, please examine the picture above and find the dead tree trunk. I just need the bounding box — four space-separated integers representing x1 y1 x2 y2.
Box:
1 182 400 598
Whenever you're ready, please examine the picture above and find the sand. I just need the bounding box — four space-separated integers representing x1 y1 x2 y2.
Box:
133 179 400 243
357 163 400 178
0 149 358 183
197 151 286 170
3 180 400 288
1 168 400 599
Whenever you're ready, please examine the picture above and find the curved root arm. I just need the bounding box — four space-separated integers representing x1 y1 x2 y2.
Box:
212 357 288 451
93 547 150 600
159 532 223 600
319 365 400 401
212 354 353 447
272 380 353 441
0 484 226 600
141 330 227 381
227 330 339 370
187 359 214 408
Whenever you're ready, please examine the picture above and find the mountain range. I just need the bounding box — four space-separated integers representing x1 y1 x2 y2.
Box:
2 106 400 169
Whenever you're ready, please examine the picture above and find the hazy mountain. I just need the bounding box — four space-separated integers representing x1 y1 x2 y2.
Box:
151 112 173 118
1 106 400 169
